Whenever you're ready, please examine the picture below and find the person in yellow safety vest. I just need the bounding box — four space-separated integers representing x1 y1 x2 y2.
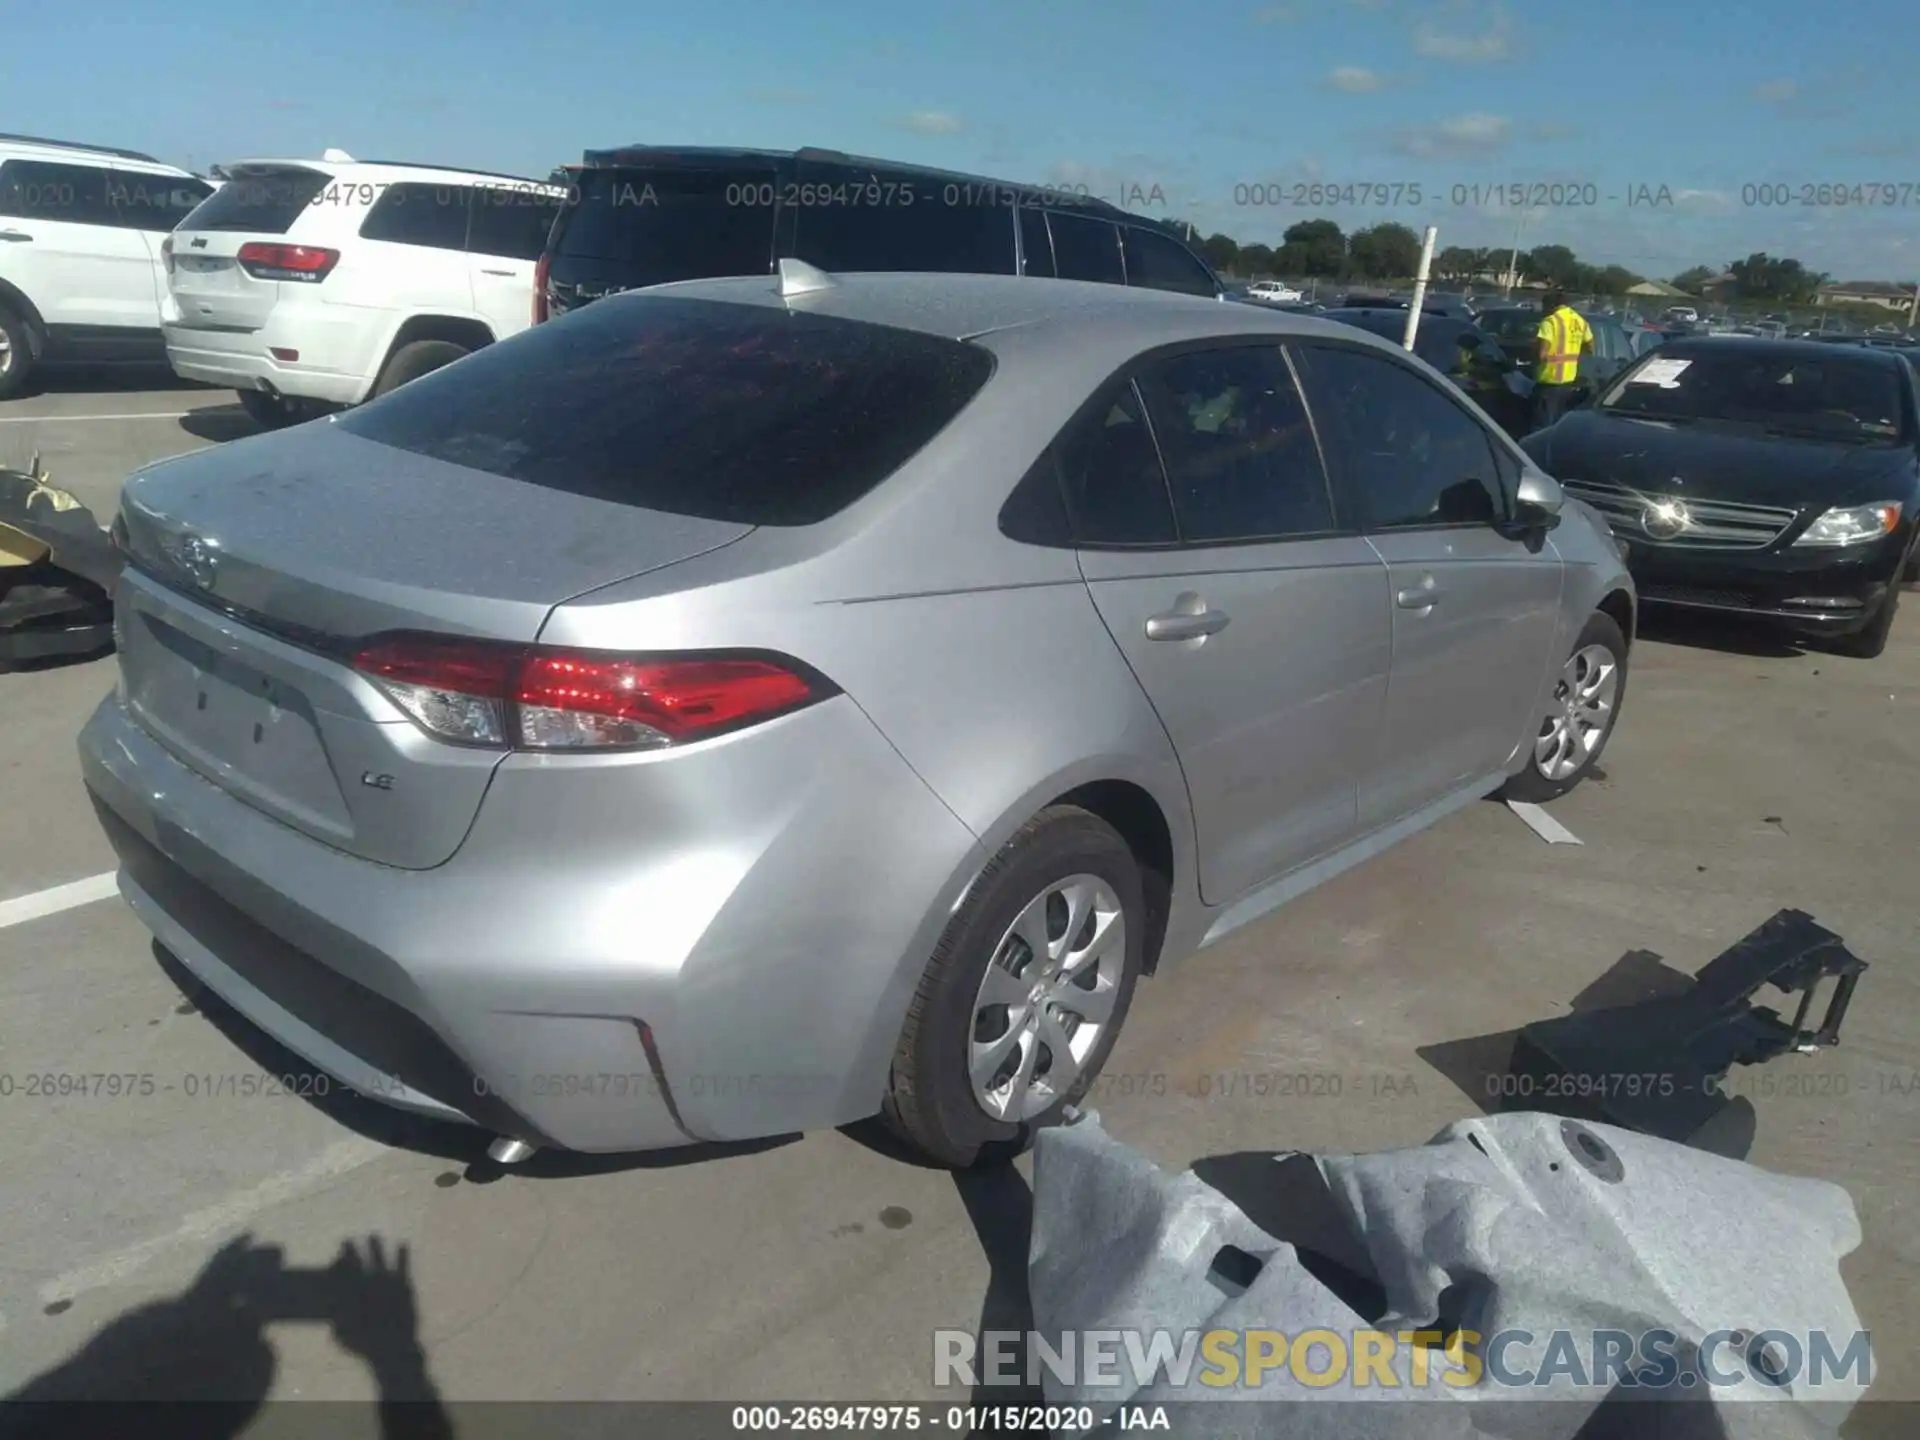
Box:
1532 289 1594 431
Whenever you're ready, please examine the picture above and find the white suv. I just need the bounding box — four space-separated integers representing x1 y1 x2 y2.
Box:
163 153 564 428
0 134 215 398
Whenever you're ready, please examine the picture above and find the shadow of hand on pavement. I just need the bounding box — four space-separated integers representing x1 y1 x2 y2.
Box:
2 1233 455 1440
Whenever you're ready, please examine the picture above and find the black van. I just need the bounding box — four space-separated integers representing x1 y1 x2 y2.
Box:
536 145 1221 322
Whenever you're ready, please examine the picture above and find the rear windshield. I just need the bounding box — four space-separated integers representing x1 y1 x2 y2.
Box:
334 295 997 525
552 167 777 281
178 166 330 234
1476 309 1539 341
1600 347 1911 442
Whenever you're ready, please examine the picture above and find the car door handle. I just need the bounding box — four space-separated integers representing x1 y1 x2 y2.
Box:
0 230 32 242
1395 577 1444 610
479 268 518 277
1145 606 1231 642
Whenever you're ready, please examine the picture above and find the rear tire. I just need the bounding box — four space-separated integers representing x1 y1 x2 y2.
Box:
1500 611 1629 803
0 304 37 401
881 806 1146 1169
1829 587 1898 660
370 339 470 398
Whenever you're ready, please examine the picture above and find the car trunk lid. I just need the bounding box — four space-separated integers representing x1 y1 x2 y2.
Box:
113 423 755 868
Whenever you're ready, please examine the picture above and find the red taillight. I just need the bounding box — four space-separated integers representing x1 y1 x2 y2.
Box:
236 242 340 283
351 636 827 751
532 252 551 325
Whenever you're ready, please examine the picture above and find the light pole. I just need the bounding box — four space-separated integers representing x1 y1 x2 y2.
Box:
1503 207 1536 299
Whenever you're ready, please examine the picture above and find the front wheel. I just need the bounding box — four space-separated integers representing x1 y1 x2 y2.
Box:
881 806 1146 1168
1500 611 1628 803
0 304 37 401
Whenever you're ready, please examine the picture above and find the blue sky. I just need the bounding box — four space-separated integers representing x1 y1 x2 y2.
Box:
8 0 1917 280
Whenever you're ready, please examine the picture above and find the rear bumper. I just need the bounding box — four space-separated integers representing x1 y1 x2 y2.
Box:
1630 540 1906 635
79 691 984 1153
162 308 378 406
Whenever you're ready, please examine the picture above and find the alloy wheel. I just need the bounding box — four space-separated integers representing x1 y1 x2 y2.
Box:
1534 642 1619 780
967 874 1126 1122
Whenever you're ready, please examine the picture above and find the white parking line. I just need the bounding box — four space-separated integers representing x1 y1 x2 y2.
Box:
37 1137 389 1305
0 411 193 424
0 872 122 930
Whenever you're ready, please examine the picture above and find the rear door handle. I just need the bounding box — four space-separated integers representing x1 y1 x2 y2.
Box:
1395 575 1443 610
1145 601 1231 642
480 268 518 277
0 230 32 242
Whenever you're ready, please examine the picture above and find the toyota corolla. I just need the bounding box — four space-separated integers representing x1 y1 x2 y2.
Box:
82 265 1634 1167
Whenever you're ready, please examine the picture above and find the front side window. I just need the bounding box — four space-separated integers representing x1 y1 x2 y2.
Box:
1135 346 1336 542
1294 344 1503 530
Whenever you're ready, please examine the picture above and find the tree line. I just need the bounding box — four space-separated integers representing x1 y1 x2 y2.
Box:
1193 219 1838 302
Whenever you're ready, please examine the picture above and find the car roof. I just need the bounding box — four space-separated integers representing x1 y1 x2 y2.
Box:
0 133 189 177
617 269 1399 353
568 143 1154 226
218 158 556 188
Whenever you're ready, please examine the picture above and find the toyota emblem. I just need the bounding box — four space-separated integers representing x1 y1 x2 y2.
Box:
1640 499 1690 540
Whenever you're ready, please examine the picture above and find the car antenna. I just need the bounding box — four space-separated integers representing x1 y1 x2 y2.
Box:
778 257 837 302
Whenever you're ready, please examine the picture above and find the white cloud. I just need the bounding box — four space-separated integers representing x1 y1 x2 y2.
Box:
1671 189 1735 216
1413 5 1513 63
1390 112 1511 157
896 110 963 135
1329 66 1388 92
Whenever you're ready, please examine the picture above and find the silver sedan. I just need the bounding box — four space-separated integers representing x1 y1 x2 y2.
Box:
81 264 1634 1167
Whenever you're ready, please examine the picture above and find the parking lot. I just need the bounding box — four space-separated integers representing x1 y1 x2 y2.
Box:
2 379 1918 1428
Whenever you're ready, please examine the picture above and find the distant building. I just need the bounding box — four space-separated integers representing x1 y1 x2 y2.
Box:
1817 281 1916 312
1627 280 1691 298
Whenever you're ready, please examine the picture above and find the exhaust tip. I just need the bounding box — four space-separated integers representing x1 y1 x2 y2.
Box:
486 1137 537 1165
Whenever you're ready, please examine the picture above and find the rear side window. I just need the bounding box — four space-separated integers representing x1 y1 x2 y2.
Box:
790 171 1015 275
1121 227 1217 297
0 159 116 226
107 171 213 232
177 166 329 234
334 296 996 526
1136 346 1336 542
554 167 777 281
359 183 472 250
1048 212 1125 285
1053 379 1176 545
467 184 563 260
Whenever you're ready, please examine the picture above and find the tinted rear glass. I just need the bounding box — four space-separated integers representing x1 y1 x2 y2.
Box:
1599 347 1911 442
552 167 776 281
1476 309 1539 342
789 172 1015 275
335 295 997 526
179 166 329 234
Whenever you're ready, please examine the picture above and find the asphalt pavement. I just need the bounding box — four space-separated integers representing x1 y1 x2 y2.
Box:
2 373 1916 1430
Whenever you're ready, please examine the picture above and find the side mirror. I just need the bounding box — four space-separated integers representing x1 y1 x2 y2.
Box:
1514 470 1564 529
